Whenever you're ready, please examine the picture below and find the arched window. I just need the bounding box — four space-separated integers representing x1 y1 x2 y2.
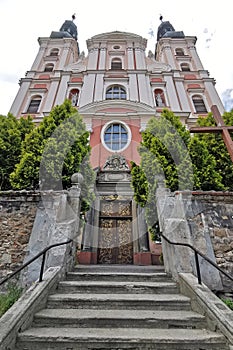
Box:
106 85 126 100
111 58 122 70
154 89 166 107
44 63 54 72
180 63 190 71
50 48 59 56
192 95 207 113
175 48 185 56
27 96 42 113
68 89 79 106
101 121 131 151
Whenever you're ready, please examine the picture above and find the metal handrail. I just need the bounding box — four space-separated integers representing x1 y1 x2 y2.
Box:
0 239 73 287
160 232 233 285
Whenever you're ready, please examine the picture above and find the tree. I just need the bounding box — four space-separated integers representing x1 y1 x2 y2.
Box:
131 109 228 234
0 114 34 190
191 111 233 191
188 137 224 191
10 100 95 211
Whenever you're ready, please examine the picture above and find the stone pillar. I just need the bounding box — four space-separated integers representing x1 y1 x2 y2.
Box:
20 173 83 287
134 204 152 266
137 205 149 251
156 185 223 290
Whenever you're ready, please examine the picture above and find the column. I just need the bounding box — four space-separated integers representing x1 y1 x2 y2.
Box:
204 80 225 114
135 48 146 69
127 47 134 69
10 80 31 116
175 79 191 111
94 74 104 101
162 45 177 69
98 47 106 70
164 74 180 110
188 45 204 71
43 79 60 112
128 74 138 101
79 74 96 107
87 48 98 70
31 40 48 70
54 74 70 106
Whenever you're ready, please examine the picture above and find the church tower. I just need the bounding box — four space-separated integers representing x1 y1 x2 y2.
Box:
9 17 225 265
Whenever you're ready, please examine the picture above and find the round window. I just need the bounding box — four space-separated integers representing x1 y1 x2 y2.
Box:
101 121 131 152
113 45 120 50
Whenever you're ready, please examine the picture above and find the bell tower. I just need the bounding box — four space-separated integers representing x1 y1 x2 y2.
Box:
155 17 224 122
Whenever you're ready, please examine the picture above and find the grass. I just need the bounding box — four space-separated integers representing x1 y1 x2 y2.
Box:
0 283 23 317
221 298 233 310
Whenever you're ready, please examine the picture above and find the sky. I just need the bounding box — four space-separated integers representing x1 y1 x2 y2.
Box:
0 0 233 115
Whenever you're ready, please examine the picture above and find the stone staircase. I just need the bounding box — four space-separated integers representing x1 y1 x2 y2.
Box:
15 265 230 350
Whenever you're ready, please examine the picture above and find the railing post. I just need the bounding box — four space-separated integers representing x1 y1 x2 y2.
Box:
39 252 46 282
194 251 202 284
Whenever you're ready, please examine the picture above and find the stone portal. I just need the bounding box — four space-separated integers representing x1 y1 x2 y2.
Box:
78 154 152 265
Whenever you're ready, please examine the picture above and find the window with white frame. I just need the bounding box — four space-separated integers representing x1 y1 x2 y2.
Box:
44 63 54 72
27 96 42 113
50 48 59 56
106 85 126 100
175 48 185 56
192 95 207 113
101 121 131 152
111 58 122 70
180 63 190 71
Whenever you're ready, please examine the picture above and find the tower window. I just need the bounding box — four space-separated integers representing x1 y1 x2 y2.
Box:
181 63 190 71
106 85 126 100
111 58 122 70
27 96 42 114
50 48 59 56
44 63 54 72
101 121 131 152
175 48 185 56
192 95 207 113
154 89 166 107
68 89 79 106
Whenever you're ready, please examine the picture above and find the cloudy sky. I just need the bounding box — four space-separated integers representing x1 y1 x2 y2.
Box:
0 0 232 115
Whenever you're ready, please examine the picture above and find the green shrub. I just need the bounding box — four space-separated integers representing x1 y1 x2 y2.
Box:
221 298 233 310
0 284 23 317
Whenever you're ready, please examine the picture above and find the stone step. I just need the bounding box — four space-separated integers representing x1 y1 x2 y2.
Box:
73 264 165 273
66 271 169 282
47 293 191 310
32 308 206 329
16 327 229 350
57 280 179 294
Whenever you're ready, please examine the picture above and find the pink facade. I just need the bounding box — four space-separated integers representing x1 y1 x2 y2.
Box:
90 118 141 169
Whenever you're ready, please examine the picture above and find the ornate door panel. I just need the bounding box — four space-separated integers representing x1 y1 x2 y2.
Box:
98 200 133 264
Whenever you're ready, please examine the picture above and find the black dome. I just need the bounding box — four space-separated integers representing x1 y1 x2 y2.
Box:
157 20 184 41
50 19 78 40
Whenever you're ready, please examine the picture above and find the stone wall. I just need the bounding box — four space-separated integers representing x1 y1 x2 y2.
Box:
190 191 233 291
156 187 233 292
0 191 40 280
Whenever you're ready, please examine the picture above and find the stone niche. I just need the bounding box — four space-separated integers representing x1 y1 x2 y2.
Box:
0 191 40 280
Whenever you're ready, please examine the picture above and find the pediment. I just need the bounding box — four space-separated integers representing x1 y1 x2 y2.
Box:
90 30 143 41
78 100 156 115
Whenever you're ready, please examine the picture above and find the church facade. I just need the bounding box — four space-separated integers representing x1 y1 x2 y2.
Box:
9 18 225 265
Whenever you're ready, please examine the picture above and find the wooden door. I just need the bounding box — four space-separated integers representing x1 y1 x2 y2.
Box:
98 200 133 264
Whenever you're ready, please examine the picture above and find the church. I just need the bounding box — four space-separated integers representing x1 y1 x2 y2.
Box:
9 16 226 266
